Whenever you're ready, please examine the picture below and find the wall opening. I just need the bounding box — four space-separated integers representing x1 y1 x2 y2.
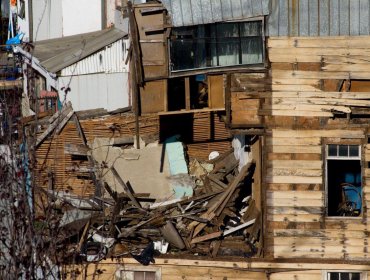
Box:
326 145 362 217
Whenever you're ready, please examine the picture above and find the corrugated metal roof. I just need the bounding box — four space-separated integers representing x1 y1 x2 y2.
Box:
160 0 270 27
61 38 129 76
267 0 370 36
30 27 127 73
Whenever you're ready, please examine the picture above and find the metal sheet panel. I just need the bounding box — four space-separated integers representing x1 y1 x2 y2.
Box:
231 0 243 19
309 0 319 36
350 0 360 35
191 0 204 25
32 0 63 41
359 0 370 35
330 0 340 35
61 38 129 76
298 0 309 36
59 72 130 111
162 0 270 27
181 0 194 26
319 0 330 36
339 0 350 35
267 0 370 36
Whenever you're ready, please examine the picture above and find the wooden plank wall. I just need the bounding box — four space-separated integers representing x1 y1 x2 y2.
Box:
264 37 370 260
230 72 269 126
62 262 370 280
63 263 267 280
35 114 159 198
36 112 231 198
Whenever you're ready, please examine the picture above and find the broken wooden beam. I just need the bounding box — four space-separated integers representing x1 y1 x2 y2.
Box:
110 166 142 208
64 143 90 156
36 104 73 148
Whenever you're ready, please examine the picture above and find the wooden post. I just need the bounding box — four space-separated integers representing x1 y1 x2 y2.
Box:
225 74 231 127
185 77 191 110
128 1 143 149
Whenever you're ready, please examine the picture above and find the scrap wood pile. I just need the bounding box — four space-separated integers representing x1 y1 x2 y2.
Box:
55 149 261 264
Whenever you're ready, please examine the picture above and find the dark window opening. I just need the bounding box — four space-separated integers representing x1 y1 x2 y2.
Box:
327 272 361 280
170 21 264 72
327 145 362 217
167 75 209 111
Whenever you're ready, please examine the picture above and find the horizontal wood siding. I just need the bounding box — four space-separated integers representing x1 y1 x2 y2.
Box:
265 36 370 261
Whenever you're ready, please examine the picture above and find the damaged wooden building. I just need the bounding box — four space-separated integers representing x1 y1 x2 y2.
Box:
23 0 370 279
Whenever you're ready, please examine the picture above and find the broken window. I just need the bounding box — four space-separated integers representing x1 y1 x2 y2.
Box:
326 272 363 280
167 74 224 111
326 145 362 217
170 20 264 72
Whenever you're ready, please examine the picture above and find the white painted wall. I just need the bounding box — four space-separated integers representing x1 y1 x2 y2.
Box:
1 0 9 17
30 0 102 41
32 0 63 41
17 0 30 41
58 72 130 111
62 0 102 36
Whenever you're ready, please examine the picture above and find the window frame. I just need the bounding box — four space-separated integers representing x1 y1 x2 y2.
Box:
115 265 161 280
325 144 363 218
323 270 367 280
168 17 266 74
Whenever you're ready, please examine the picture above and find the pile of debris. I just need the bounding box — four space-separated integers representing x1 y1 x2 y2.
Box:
55 150 260 264
31 105 261 265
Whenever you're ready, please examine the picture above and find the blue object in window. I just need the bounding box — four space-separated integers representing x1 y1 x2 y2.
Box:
342 184 362 211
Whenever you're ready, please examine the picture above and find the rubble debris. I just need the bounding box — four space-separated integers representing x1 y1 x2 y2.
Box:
49 143 261 265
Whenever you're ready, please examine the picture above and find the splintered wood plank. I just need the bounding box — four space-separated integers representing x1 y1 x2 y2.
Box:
267 160 323 169
268 37 370 48
266 184 323 191
267 214 323 222
269 47 370 57
270 129 365 139
268 91 370 99
266 191 323 200
266 145 321 154
266 198 323 207
269 271 322 280
267 206 324 215
262 104 351 113
271 69 370 80
266 168 322 177
259 110 333 117
272 97 370 107
265 176 322 185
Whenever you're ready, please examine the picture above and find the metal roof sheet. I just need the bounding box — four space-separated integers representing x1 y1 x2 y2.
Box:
30 27 127 73
267 0 370 36
160 0 270 27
